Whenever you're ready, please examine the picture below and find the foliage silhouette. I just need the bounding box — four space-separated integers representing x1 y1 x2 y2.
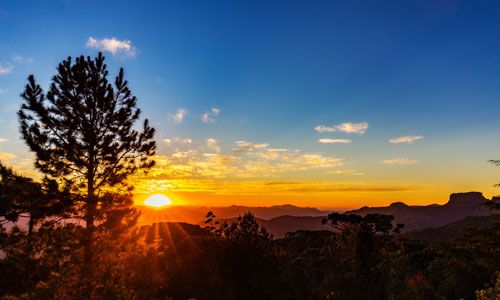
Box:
17 52 156 296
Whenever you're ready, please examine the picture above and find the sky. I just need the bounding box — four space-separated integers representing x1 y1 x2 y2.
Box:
1 0 500 209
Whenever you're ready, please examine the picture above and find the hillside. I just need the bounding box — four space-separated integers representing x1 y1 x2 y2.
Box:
403 213 500 242
347 192 497 231
136 204 329 226
135 192 498 237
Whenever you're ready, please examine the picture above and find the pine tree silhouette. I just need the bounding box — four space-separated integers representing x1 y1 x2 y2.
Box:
18 52 156 296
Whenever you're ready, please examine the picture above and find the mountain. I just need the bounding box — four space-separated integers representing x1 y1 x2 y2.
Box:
346 192 496 231
403 214 500 242
257 216 332 238
137 222 210 244
135 192 498 238
136 204 329 226
211 204 327 220
225 192 499 237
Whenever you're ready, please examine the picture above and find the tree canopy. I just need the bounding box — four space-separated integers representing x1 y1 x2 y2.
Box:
17 52 156 296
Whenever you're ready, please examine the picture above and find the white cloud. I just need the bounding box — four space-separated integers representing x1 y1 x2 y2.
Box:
133 140 346 186
163 138 172 146
389 135 424 144
267 148 287 152
382 158 419 165
12 54 33 63
201 107 221 124
86 37 137 57
318 138 351 144
315 122 369 135
169 108 187 124
181 138 192 145
0 138 7 143
233 140 269 153
0 63 14 75
206 138 221 152
206 138 218 147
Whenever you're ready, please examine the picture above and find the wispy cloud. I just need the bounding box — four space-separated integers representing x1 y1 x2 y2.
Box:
181 138 192 145
0 138 7 144
130 140 427 197
0 152 16 160
315 122 369 134
206 138 221 152
169 108 187 124
318 138 351 144
0 63 14 75
86 37 137 57
328 169 365 176
137 145 343 183
382 158 419 165
233 140 269 153
389 135 423 144
163 138 172 146
12 54 33 63
201 107 221 124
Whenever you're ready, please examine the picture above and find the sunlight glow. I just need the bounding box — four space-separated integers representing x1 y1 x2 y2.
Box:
144 194 173 207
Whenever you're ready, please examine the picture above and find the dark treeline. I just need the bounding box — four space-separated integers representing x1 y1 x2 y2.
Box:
1 191 499 299
0 53 499 299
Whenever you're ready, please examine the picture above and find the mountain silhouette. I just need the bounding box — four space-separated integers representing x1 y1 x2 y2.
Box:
347 192 496 231
136 204 328 226
137 192 498 237
403 213 500 242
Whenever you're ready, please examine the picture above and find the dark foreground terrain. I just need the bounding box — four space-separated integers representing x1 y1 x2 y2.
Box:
1 192 498 299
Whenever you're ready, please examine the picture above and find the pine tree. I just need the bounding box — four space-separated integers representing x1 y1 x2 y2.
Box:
18 52 156 295
0 162 66 245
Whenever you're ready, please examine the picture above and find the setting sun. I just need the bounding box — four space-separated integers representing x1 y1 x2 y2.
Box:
144 194 173 207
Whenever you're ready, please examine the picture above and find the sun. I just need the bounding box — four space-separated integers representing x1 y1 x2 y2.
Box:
144 194 173 208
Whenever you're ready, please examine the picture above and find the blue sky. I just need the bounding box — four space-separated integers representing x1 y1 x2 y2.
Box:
1 0 500 207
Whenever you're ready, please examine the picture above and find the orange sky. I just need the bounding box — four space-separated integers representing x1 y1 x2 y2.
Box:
131 153 499 209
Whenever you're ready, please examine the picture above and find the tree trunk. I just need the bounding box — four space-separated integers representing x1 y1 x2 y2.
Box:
83 164 96 298
27 214 35 252
83 193 95 298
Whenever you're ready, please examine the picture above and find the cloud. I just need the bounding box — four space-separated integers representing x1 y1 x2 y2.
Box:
318 138 351 144
163 138 172 146
328 169 365 176
135 140 344 185
233 140 269 153
0 63 14 75
128 140 430 198
206 138 221 152
133 176 419 197
0 152 15 160
12 54 33 63
86 37 137 57
315 122 369 134
181 138 192 145
382 158 419 165
169 108 187 124
201 107 221 124
389 135 424 144
267 148 287 152
0 138 7 144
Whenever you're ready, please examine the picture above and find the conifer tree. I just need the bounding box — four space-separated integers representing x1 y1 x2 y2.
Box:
18 53 156 294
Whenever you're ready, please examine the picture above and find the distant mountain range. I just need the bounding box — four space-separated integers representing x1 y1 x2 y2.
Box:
137 192 498 238
403 214 500 242
136 204 328 226
347 192 496 231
